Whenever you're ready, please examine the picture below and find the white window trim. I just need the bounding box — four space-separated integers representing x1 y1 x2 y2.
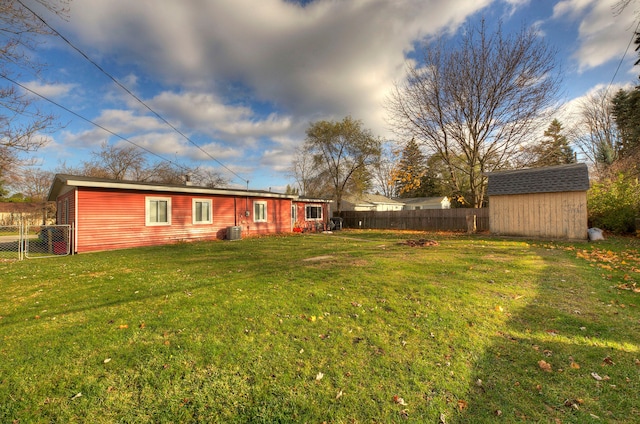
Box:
253 201 267 222
192 198 213 224
146 196 172 226
305 205 323 220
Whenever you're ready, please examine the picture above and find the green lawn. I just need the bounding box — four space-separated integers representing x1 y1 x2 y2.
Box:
1 230 638 423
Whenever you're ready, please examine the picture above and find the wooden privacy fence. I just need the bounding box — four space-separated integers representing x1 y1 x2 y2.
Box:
338 208 489 232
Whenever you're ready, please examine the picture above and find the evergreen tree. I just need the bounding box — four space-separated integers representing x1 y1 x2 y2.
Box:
529 119 575 167
392 138 428 197
612 89 640 155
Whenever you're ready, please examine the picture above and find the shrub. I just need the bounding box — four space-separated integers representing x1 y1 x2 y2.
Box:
588 174 640 233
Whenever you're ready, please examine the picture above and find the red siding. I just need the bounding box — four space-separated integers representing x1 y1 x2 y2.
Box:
292 201 330 232
73 188 294 253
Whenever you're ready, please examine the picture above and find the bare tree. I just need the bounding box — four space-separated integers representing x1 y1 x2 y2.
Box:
288 143 330 197
305 116 381 212
85 141 147 180
568 88 620 180
370 143 398 198
387 20 561 207
1 0 68 182
9 168 53 201
189 167 228 188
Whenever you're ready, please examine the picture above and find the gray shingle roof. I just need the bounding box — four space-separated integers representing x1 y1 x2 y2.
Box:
487 163 589 196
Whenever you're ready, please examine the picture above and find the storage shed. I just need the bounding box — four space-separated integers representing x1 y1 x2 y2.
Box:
47 174 331 253
487 163 590 240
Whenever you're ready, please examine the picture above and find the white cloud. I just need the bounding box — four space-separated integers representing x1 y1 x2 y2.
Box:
64 0 495 140
148 91 294 145
22 81 76 98
553 0 637 72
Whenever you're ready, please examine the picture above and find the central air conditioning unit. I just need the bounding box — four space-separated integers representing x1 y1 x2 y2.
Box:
226 226 242 241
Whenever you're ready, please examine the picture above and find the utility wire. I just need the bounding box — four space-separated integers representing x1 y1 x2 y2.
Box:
1 72 189 172
604 18 640 99
16 0 249 187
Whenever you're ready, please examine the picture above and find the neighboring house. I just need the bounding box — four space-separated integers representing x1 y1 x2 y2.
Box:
486 163 590 240
340 193 405 212
47 174 331 253
0 202 54 226
399 197 451 210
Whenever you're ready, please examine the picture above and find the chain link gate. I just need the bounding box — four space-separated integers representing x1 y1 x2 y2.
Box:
0 224 71 260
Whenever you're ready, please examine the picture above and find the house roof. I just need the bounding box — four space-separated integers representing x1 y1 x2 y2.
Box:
343 193 405 206
399 197 448 207
47 174 307 202
0 202 48 213
486 163 590 196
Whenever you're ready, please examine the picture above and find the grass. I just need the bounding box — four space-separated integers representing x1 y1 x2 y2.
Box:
0 230 638 423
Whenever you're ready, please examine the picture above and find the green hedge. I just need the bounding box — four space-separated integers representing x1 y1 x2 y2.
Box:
588 174 640 233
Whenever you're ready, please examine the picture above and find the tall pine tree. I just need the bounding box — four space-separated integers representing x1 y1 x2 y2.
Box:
391 138 428 197
529 119 575 167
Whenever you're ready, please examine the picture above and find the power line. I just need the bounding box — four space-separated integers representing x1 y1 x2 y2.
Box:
1 72 189 172
604 18 640 99
15 0 249 187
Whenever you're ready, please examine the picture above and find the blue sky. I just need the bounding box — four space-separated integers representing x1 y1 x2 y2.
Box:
12 0 640 191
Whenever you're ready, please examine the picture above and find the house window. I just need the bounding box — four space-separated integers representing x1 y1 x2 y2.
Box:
291 204 297 222
193 199 212 224
305 205 322 220
59 198 69 224
146 197 171 226
254 201 267 222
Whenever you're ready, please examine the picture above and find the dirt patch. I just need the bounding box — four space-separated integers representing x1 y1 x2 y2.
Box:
303 255 334 262
398 239 439 247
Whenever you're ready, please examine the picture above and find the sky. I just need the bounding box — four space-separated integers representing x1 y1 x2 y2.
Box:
10 0 640 191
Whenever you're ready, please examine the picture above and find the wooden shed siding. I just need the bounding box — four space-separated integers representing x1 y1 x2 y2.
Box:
74 189 294 252
489 191 587 239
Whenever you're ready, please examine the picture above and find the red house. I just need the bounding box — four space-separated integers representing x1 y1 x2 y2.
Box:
47 174 332 253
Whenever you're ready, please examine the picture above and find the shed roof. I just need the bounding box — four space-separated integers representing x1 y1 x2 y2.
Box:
487 163 590 196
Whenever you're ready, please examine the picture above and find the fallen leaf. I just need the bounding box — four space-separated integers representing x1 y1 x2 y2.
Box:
538 360 552 372
564 399 580 410
315 372 324 381
393 395 407 405
336 390 343 399
602 356 615 366
439 412 447 424
400 409 409 418
457 399 468 411
103 358 111 364
70 392 82 400
570 361 581 369
118 324 128 329
591 372 603 381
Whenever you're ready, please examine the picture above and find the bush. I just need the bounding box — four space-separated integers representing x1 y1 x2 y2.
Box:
588 174 640 233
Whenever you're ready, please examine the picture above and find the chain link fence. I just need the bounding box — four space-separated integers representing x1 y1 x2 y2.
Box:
0 224 71 260
0 225 23 260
